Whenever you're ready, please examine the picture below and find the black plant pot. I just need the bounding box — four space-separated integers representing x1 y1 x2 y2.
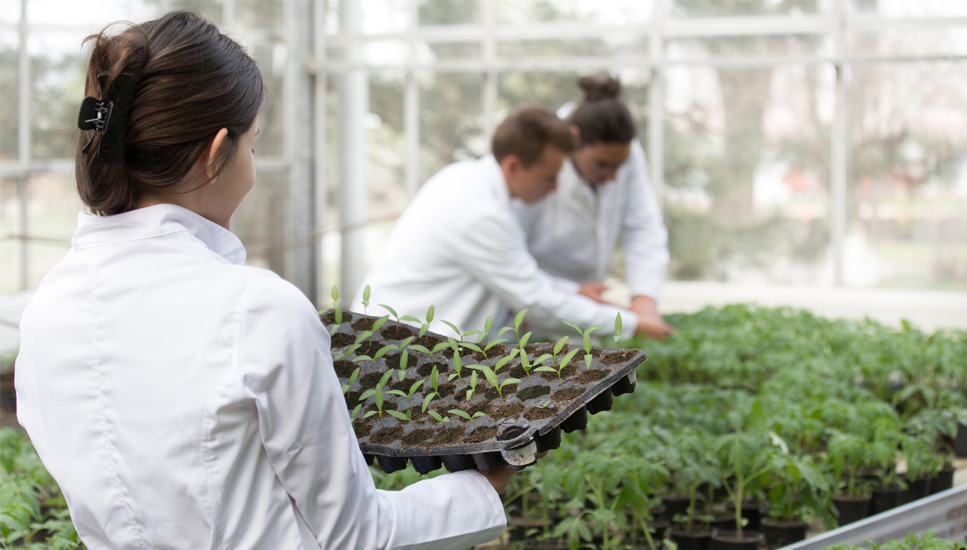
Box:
930 465 955 494
955 422 967 457
899 474 932 505
647 517 671 542
708 514 738 532
709 530 764 550
833 495 870 526
375 455 408 473
760 519 807 549
586 387 614 414
409 455 441 475
869 485 902 515
661 494 693 523
670 528 712 550
440 453 474 472
535 427 562 453
725 501 764 532
560 406 588 433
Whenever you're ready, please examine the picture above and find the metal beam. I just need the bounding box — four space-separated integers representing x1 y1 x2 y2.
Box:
403 0 420 200
337 0 369 301
313 0 329 307
18 0 30 291
831 0 848 287
283 0 317 299
783 485 967 549
649 0 665 209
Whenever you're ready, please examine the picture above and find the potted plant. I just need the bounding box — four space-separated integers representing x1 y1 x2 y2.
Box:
826 431 872 526
762 438 830 549
666 430 721 550
712 427 773 550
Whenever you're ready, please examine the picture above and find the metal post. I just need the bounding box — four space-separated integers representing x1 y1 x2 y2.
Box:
404 0 420 199
18 0 30 290
283 0 317 299
338 0 369 300
831 0 848 286
482 0 497 138
648 0 665 207
313 0 329 307
221 0 235 30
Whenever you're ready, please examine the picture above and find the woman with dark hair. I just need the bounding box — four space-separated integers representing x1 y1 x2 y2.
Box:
14 12 507 549
515 75 674 340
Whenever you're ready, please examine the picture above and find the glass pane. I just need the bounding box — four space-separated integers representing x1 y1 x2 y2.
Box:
26 0 156 28
849 0 967 17
245 39 284 156
0 36 17 161
13 174 80 290
497 34 648 59
418 0 480 26
0 177 22 292
666 35 832 62
416 41 482 60
0 0 19 25
167 0 223 24
663 64 833 283
848 62 967 290
498 70 583 113
668 0 826 17
848 28 967 57
236 0 284 34
29 32 88 160
234 171 286 274
496 0 653 24
368 71 406 207
419 72 484 182
362 0 411 34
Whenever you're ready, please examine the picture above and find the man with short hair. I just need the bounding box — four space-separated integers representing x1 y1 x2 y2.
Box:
352 106 642 339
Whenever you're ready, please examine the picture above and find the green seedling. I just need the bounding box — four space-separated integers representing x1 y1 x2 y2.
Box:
535 348 581 380
379 304 417 330
352 342 394 371
468 364 520 405
494 347 520 375
564 321 605 369
361 284 371 316
341 368 361 394
360 382 388 429
388 380 424 408
449 409 486 431
511 313 535 384
552 335 569 361
466 371 479 402
427 411 450 424
350 404 362 421
330 285 342 334
447 337 465 380
422 365 442 412
387 408 416 428
441 320 463 339
612 313 622 349
395 336 416 381
413 305 435 338
409 341 451 369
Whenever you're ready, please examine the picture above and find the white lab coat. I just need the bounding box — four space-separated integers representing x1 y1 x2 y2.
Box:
351 155 637 339
513 139 669 302
15 204 505 550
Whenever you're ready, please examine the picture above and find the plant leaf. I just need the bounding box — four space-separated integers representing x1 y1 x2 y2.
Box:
359 389 376 401
408 344 430 355
562 320 583 336
422 393 436 413
449 409 472 420
401 315 421 323
378 304 398 318
409 380 424 396
387 410 408 421
441 320 461 336
373 315 390 331
364 410 378 418
331 285 339 301
351 404 361 420
614 313 622 338
387 389 407 398
554 336 569 356
379 370 394 387
501 377 521 388
515 309 529 329
426 305 435 324
362 284 370 303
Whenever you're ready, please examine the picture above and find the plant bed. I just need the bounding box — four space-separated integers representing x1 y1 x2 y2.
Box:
322 309 645 474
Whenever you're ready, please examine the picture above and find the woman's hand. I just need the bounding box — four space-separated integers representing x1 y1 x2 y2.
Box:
631 295 675 340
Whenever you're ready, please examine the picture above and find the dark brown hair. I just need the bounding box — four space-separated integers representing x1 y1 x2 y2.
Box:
76 11 265 216
492 105 575 167
568 75 636 146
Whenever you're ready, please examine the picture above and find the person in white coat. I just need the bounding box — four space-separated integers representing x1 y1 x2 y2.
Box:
353 106 648 340
15 12 507 550
514 76 675 339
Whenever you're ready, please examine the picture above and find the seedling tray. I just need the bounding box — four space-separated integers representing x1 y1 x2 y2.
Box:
322 310 646 474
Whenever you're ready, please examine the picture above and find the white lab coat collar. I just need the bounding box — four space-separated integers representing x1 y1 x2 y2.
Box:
72 203 247 265
480 154 513 208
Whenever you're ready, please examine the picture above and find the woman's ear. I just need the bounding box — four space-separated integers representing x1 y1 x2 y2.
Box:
203 128 230 181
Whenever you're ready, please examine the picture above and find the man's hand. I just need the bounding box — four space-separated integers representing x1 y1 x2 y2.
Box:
478 451 547 493
631 295 675 340
578 282 610 304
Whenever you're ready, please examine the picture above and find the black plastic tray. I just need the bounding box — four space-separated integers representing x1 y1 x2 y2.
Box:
322 310 645 473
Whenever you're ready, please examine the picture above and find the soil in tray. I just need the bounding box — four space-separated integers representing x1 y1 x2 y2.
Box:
473 345 508 362
414 334 445 349
321 310 354 325
334 360 357 378
602 349 638 366
402 429 435 446
465 427 498 444
517 385 550 401
351 317 376 331
430 426 467 446
490 402 525 419
551 387 583 402
381 324 415 340
525 406 558 421
370 425 404 445
484 385 518 400
344 390 362 408
330 332 356 347
576 370 609 384
539 364 577 382
417 362 448 377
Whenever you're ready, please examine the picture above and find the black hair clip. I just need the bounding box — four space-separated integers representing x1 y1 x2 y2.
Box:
77 72 138 164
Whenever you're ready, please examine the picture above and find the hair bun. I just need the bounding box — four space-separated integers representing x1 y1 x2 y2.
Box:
578 75 622 101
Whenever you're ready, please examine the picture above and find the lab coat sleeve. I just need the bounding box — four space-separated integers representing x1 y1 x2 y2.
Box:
237 276 506 550
621 142 670 301
451 213 638 339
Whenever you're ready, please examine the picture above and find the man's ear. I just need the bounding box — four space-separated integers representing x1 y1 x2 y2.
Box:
500 153 522 175
202 128 230 181
570 125 581 145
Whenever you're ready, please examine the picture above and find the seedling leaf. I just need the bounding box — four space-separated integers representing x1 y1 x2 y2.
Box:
378 304 398 318
515 309 529 329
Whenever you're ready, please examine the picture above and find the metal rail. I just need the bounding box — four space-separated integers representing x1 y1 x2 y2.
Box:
782 485 967 549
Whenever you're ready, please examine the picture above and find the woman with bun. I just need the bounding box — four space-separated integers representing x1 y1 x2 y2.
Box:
15 11 508 549
515 75 674 339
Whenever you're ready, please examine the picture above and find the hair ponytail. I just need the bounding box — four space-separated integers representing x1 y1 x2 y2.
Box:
568 75 636 146
75 11 264 216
